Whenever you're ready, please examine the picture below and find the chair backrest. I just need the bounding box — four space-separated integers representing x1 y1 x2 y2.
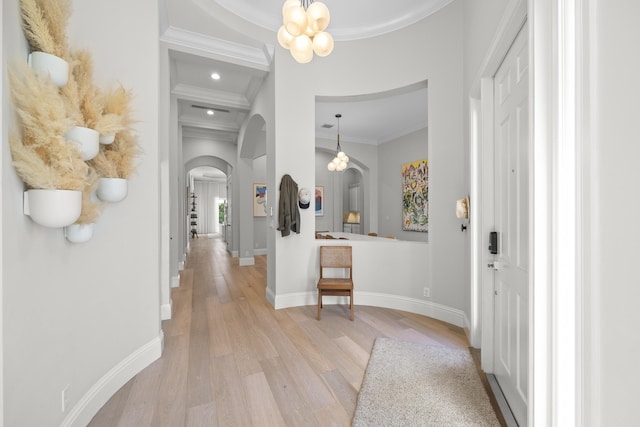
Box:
320 246 352 278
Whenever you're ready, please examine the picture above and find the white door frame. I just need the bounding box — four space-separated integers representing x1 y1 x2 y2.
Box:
471 0 584 426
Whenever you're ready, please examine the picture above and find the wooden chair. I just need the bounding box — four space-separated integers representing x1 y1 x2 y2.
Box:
317 246 354 321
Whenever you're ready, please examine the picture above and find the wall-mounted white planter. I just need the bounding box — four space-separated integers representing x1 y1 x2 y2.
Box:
27 51 69 87
65 126 100 160
96 178 127 202
23 189 82 228
64 223 94 243
99 133 115 145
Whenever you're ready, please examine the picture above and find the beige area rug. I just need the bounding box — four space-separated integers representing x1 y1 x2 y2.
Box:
352 338 500 427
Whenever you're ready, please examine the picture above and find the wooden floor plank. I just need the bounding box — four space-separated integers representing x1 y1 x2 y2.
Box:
205 296 232 357
333 335 371 370
185 403 217 427
321 369 359 415
186 305 213 410
243 372 287 427
209 353 251 426
259 357 320 427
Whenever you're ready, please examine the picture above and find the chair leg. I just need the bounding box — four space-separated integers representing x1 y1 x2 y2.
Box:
317 290 322 320
349 290 354 321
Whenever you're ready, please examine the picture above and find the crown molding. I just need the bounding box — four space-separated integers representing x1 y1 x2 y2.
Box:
172 83 251 111
212 0 456 42
161 26 272 70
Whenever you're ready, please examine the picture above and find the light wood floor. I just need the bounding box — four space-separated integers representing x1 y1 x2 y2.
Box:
89 236 502 426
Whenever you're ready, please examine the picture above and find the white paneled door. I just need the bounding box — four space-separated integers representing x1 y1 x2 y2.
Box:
492 21 529 427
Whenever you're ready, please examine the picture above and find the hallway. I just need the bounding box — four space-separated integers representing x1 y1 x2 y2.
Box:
89 237 475 426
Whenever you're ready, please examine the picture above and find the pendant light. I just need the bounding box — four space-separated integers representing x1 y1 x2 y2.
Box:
278 0 334 63
328 114 349 172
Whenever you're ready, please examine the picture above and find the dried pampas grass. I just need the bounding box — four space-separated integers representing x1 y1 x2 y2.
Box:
20 0 71 57
9 131 87 191
9 61 71 142
94 85 133 137
89 129 141 180
8 61 87 191
77 169 102 224
89 86 140 179
60 49 101 127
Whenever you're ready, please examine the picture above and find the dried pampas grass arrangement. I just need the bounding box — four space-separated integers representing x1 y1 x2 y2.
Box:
20 0 71 57
13 0 142 236
8 62 87 191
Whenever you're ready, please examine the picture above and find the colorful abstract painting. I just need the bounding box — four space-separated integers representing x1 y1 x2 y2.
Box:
402 159 429 232
253 183 267 217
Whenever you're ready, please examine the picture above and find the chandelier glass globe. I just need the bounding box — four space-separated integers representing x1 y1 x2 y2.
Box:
290 35 314 63
283 5 308 37
312 31 334 57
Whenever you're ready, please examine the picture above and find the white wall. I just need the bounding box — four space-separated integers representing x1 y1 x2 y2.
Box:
586 1 640 423
272 2 465 313
2 1 161 425
463 0 511 89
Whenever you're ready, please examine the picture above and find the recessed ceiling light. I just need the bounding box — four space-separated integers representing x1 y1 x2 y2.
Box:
207 110 214 116
210 72 221 80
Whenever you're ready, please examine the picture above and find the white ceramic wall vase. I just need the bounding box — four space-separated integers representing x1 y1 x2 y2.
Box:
23 189 82 228
99 133 115 145
27 51 69 87
96 178 128 202
64 223 94 243
65 126 100 160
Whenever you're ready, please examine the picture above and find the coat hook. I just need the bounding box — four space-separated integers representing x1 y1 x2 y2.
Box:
461 224 467 232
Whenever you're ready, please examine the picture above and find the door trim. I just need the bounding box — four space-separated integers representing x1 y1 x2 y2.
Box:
469 0 527 373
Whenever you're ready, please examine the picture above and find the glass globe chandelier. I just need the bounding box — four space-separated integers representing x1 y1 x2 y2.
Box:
328 114 349 172
277 0 334 64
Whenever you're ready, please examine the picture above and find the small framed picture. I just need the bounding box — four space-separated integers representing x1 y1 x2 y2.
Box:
253 183 267 217
315 186 324 216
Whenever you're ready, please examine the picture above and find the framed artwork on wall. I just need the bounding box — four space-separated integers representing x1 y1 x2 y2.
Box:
253 183 267 217
315 186 324 216
402 159 429 232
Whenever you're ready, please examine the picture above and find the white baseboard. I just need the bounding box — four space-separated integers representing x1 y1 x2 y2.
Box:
178 261 184 271
254 248 267 256
60 332 163 427
274 291 466 328
231 250 239 258
161 301 172 320
265 286 276 307
463 312 471 342
239 256 255 266
171 275 180 288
